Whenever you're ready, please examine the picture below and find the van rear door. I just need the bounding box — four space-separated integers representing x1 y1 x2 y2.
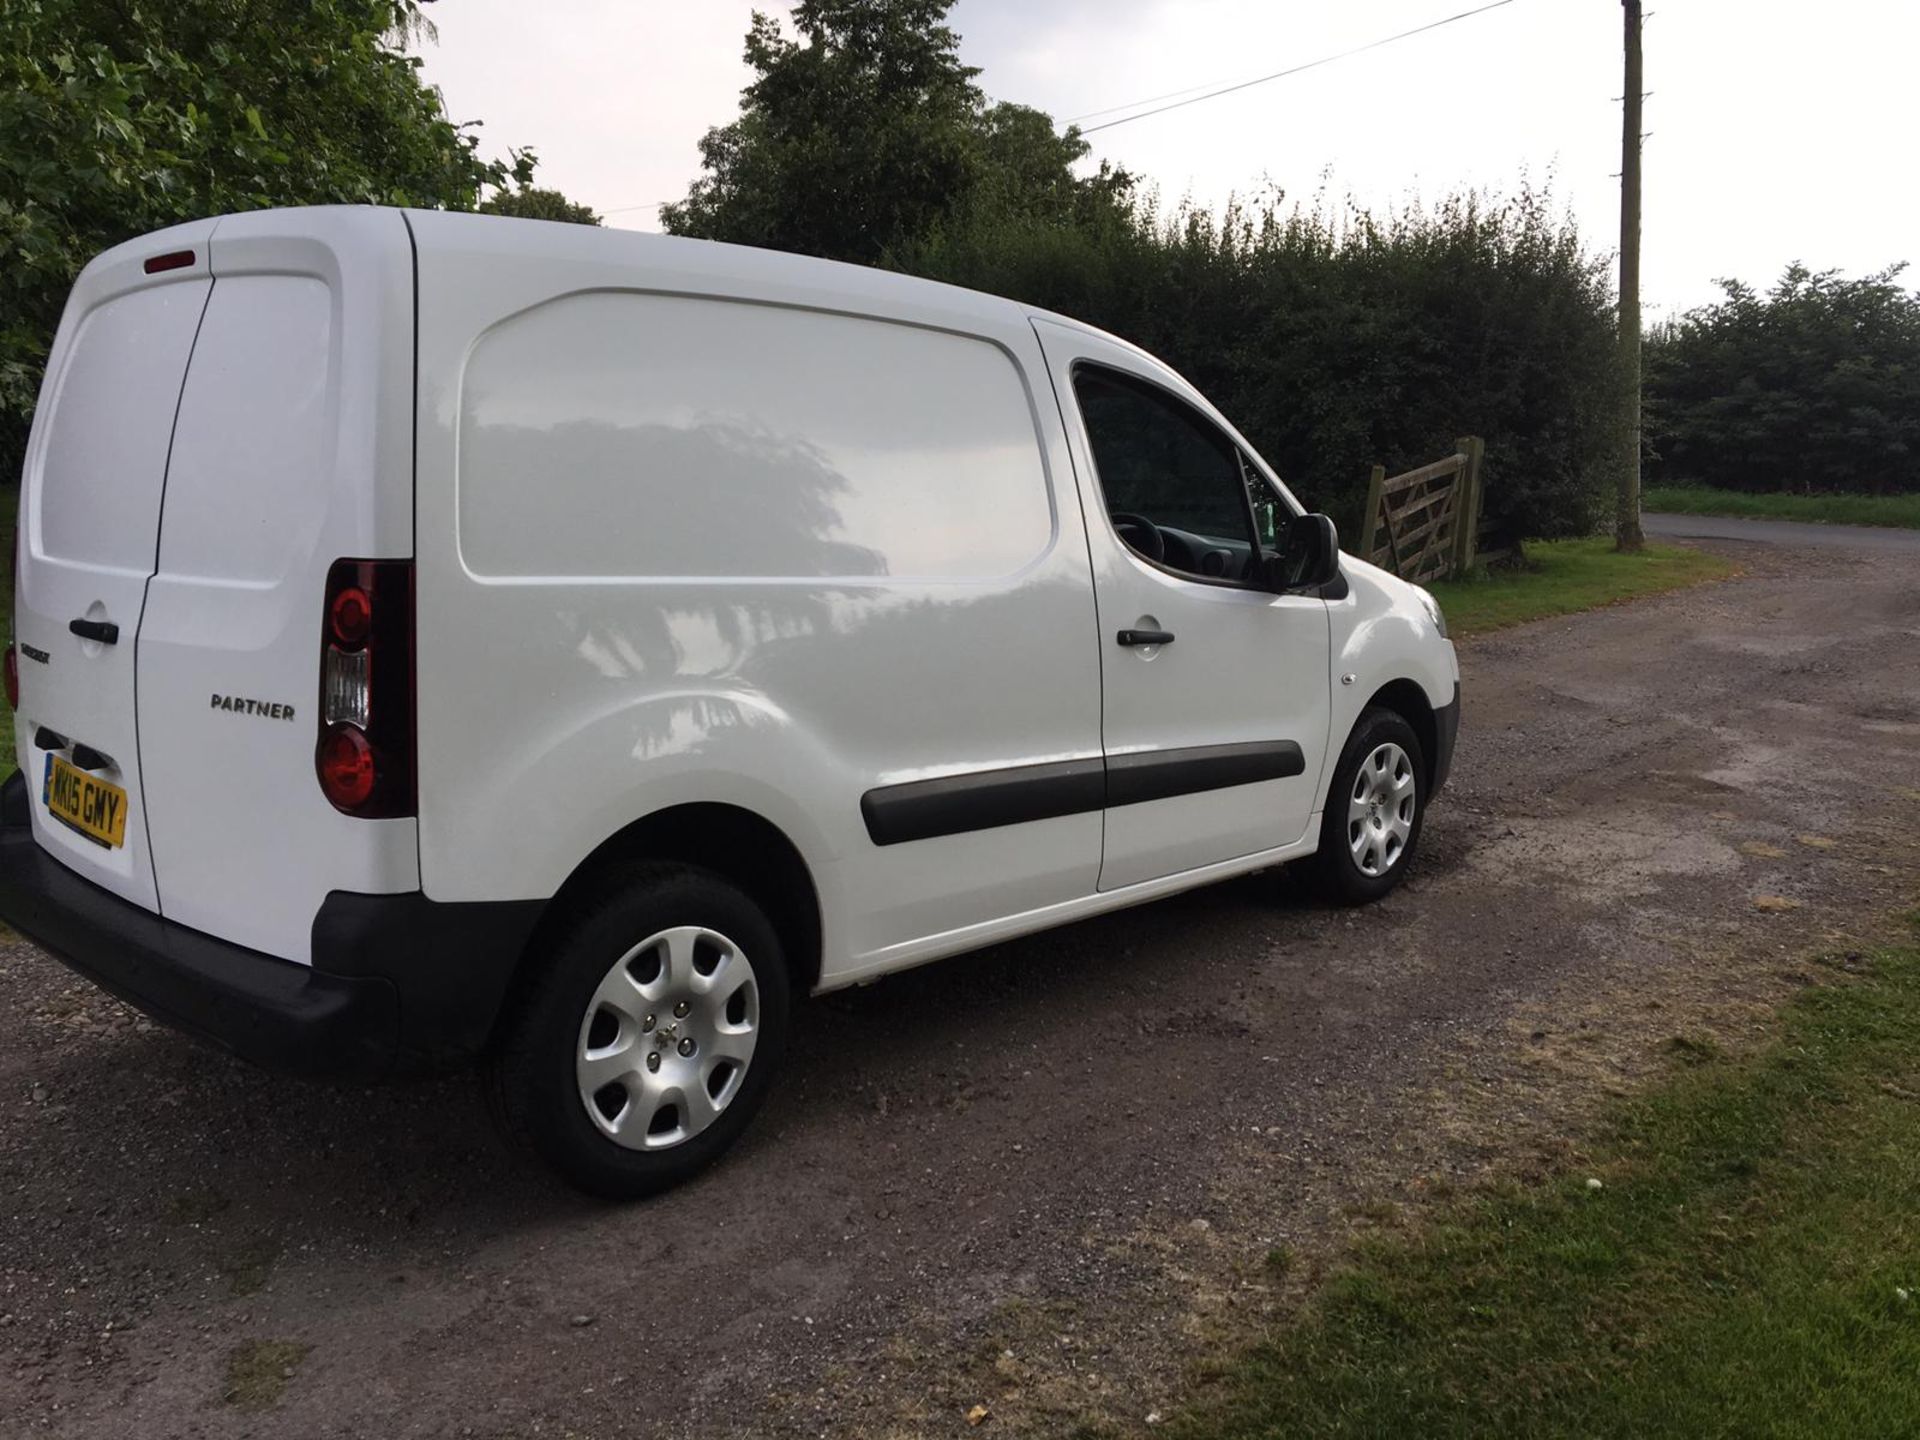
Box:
14 222 218 910
135 208 420 962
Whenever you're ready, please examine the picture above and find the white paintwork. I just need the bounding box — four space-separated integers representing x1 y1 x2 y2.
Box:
137 209 421 961
16 205 1457 998
408 210 1105 971
457 291 1055 582
1029 318 1332 890
1322 556 1460 795
14 220 217 910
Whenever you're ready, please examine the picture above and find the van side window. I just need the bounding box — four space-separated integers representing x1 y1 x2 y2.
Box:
1072 365 1257 583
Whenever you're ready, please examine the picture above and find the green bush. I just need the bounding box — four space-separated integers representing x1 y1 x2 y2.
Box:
1646 264 1920 496
895 186 1626 541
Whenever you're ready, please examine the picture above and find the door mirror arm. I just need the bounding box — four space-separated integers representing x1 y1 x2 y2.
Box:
1259 513 1342 593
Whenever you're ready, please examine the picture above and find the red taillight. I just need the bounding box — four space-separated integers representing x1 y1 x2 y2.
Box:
329 586 372 646
143 249 195 275
315 559 415 817
3 646 16 711
317 726 374 808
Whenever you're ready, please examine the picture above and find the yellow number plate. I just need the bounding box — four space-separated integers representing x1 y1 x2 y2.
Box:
42 753 129 849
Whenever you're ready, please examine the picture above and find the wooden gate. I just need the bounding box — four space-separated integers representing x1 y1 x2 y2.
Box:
1356 436 1486 583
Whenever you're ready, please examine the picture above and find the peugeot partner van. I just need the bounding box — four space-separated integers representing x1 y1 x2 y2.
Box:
1 208 1458 1197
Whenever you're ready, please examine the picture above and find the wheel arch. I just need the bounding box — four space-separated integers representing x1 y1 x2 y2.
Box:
522 802 824 1006
1359 678 1439 791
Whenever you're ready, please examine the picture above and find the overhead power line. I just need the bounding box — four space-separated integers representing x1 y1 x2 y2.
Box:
1074 0 1518 135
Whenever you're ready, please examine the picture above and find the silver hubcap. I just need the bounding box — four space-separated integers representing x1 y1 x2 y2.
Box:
575 926 759 1151
1347 741 1417 877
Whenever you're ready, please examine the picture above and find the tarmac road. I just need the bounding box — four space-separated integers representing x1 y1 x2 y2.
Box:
1646 507 1920 553
3 520 1917 1437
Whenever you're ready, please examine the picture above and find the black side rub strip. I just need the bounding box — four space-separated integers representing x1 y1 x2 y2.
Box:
1105 739 1304 808
861 740 1305 847
862 757 1106 848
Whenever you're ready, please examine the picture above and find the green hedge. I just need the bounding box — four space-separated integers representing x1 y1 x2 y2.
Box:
894 186 1627 542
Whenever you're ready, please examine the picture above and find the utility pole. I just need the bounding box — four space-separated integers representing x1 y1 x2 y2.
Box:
1616 0 1645 551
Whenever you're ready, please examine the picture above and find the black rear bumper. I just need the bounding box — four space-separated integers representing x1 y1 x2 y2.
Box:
0 772 543 1077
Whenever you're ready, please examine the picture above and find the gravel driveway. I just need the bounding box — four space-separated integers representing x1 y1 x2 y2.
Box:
4 520 1918 1437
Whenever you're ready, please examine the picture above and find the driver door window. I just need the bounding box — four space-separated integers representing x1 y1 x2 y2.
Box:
1072 365 1258 583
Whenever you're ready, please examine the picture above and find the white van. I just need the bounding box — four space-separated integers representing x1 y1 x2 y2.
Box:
1 208 1458 1197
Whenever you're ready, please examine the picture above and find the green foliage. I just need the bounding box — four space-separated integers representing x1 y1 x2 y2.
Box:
479 186 602 226
1647 263 1920 496
1172 926 1920 1438
901 186 1626 540
660 0 1127 264
1644 484 1920 531
0 0 529 482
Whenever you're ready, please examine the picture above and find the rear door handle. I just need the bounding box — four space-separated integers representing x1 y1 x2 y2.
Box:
69 618 119 645
1116 629 1176 647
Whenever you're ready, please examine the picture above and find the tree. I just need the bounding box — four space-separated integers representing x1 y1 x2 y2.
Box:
481 185 602 226
0 0 534 481
661 0 1119 264
1646 263 1920 495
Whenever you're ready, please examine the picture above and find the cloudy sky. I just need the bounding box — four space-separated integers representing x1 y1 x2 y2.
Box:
418 0 1918 314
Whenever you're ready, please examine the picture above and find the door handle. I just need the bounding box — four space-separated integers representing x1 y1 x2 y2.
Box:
69 618 119 645
1116 629 1176 647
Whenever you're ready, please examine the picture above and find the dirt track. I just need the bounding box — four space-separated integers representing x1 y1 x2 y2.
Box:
3 524 1918 1437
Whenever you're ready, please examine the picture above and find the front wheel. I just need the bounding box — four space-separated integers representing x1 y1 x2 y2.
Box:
485 861 792 1199
1305 708 1426 904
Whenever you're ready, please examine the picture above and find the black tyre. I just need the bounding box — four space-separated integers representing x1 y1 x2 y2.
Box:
485 861 792 1199
1306 707 1427 905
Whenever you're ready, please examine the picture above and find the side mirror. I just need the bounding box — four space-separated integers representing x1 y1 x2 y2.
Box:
1260 513 1341 592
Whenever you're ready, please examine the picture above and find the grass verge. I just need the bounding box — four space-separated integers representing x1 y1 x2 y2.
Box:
1645 485 1920 530
1428 536 1735 638
1173 922 1920 1438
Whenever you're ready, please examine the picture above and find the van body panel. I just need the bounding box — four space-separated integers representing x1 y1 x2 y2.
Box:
137 207 420 962
1322 556 1462 790
1030 318 1333 891
13 220 219 909
405 212 1105 981
455 290 1058 583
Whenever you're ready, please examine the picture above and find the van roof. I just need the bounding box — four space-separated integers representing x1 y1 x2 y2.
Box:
400 205 1132 354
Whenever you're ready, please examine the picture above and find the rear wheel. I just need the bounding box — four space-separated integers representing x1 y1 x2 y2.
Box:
486 861 791 1199
1306 707 1426 904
